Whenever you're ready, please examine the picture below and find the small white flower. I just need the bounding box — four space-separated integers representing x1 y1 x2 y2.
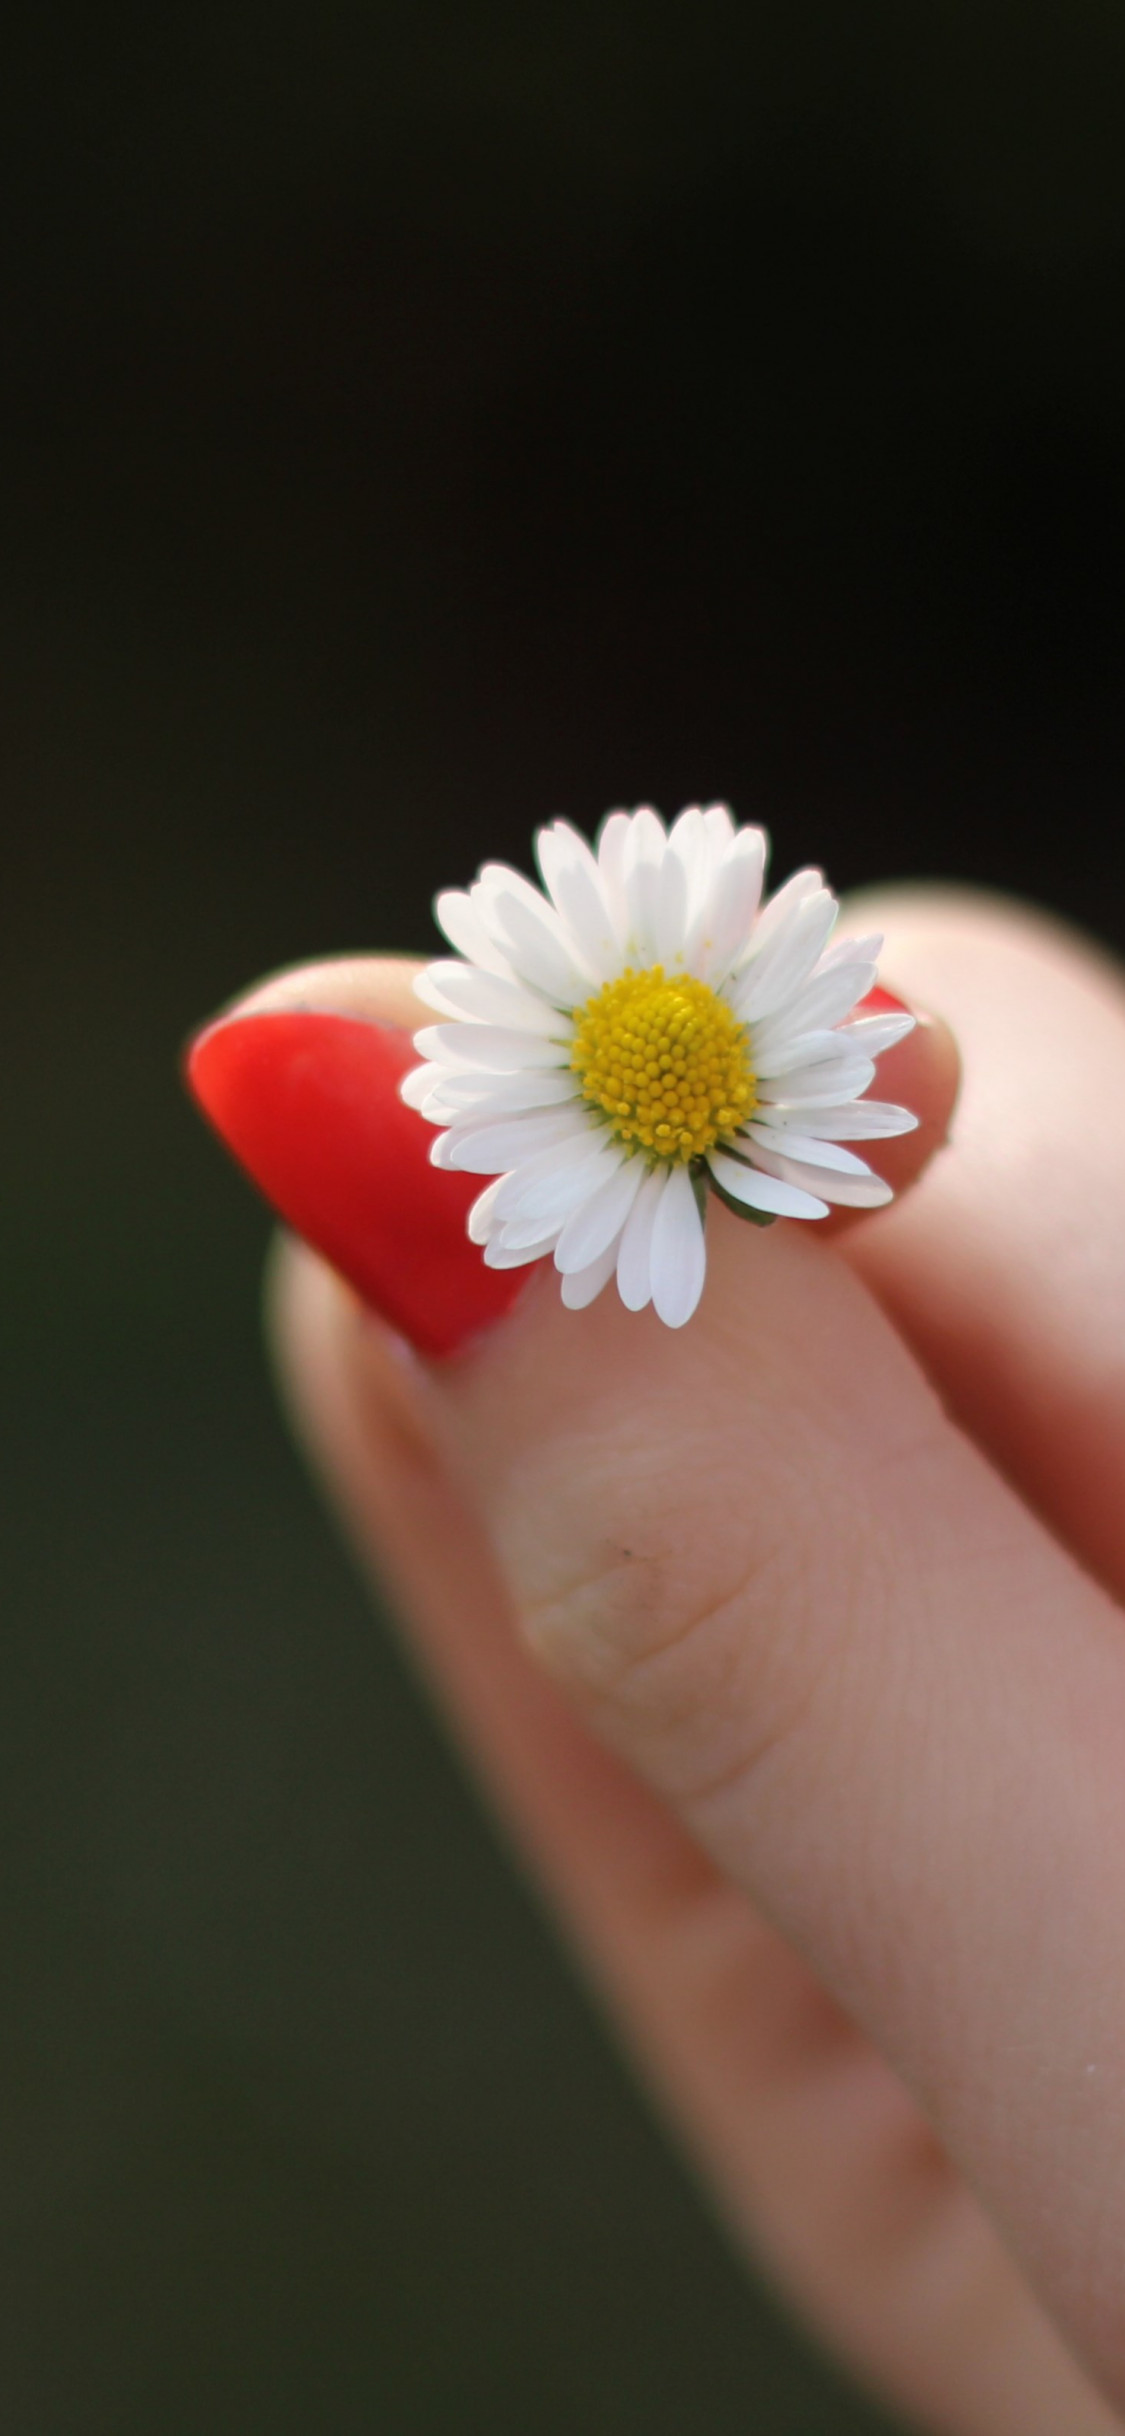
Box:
403 805 918 1328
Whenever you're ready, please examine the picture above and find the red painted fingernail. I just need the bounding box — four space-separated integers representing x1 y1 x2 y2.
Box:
184 1011 528 1358
857 984 914 1018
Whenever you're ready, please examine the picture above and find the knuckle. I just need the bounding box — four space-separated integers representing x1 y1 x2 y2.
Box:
506 1424 870 1812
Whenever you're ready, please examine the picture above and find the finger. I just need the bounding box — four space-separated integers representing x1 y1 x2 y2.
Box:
185 950 1125 2397
288 1048 1125 2427
186 960 527 1355
272 1234 1121 2436
840 887 1125 1596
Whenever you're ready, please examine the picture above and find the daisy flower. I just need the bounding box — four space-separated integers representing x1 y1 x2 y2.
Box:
402 805 918 1328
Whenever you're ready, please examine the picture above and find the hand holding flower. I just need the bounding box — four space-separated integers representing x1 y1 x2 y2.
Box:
189 841 1125 2436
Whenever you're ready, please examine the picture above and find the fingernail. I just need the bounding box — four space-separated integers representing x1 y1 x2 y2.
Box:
184 1010 529 1358
858 983 923 1022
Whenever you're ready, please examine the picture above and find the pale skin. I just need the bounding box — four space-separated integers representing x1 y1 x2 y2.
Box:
226 888 1125 2434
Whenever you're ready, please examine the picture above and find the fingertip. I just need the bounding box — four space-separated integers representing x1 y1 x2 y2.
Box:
185 951 428 1043
183 991 529 1358
823 990 961 1238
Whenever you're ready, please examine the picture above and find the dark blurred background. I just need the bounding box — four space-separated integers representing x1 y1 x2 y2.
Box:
3 4 1123 2428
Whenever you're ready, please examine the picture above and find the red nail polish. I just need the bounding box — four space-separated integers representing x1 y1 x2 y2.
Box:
185 1011 529 1358
857 984 913 1018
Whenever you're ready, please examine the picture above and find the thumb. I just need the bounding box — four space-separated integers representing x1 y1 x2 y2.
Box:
422 1199 1125 2406
186 950 1125 2410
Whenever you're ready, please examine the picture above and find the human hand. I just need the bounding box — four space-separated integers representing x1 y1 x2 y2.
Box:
188 888 1125 2435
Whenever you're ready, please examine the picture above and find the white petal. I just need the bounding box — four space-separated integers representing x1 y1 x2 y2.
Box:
775 1098 918 1141
753 1025 862 1081
653 834 690 966
413 1023 571 1072
421 1087 470 1123
483 885 597 1007
691 805 744 935
649 1165 708 1328
667 801 708 871
622 806 667 963
816 928 883 973
689 826 767 980
744 1123 878 1175
750 959 877 1049
788 1166 892 1209
731 866 822 969
509 1156 624 1234
438 1105 590 1174
732 890 838 1022
493 1210 567 1252
467 1176 507 1243
656 804 723 929
472 857 589 953
707 1149 828 1219
413 961 565 1033
665 805 710 933
742 1138 892 1208
426 1068 580 1117
473 860 561 917
399 1060 446 1110
560 1240 622 1309
434 889 518 979
483 1230 558 1269
595 809 632 935
615 1163 667 1311
701 802 737 860
554 1155 644 1274
759 1055 876 1106
839 1011 916 1057
535 821 623 975
491 1134 620 1226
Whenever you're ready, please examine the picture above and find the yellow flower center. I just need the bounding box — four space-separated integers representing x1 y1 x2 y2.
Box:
569 965 756 1163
